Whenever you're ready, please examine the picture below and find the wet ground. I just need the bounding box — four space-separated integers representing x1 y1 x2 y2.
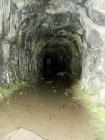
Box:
0 76 95 140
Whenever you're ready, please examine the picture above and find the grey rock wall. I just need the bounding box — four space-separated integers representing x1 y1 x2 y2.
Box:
0 0 105 95
0 0 47 83
81 0 105 94
0 0 82 84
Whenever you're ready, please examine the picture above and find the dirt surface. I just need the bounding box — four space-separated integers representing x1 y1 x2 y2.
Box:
0 77 95 140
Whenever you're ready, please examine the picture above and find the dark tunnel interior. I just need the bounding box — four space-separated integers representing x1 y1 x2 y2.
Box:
38 39 82 84
42 46 70 78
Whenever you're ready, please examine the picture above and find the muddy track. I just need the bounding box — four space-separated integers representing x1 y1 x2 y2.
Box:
0 79 95 140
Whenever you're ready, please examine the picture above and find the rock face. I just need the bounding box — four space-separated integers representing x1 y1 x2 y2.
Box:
2 128 46 140
0 0 105 94
81 0 105 93
0 0 82 84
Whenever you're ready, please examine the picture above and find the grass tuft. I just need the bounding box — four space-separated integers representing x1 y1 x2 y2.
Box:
72 81 105 140
0 81 26 103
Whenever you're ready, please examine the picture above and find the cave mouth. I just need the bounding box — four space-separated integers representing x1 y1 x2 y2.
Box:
38 39 82 85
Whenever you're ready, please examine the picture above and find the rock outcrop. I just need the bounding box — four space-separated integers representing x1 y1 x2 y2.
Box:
0 0 105 95
2 128 46 140
81 0 105 94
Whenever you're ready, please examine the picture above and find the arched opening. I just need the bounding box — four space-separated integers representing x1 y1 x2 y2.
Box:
38 38 82 85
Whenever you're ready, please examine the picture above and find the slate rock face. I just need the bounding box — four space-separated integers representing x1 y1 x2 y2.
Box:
0 0 105 95
0 0 47 84
2 128 46 140
81 0 105 94
0 0 82 84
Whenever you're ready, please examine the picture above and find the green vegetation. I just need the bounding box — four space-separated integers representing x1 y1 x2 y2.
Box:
0 81 26 103
72 81 105 140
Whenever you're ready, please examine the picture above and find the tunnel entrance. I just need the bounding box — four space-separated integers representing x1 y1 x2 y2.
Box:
38 38 82 85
